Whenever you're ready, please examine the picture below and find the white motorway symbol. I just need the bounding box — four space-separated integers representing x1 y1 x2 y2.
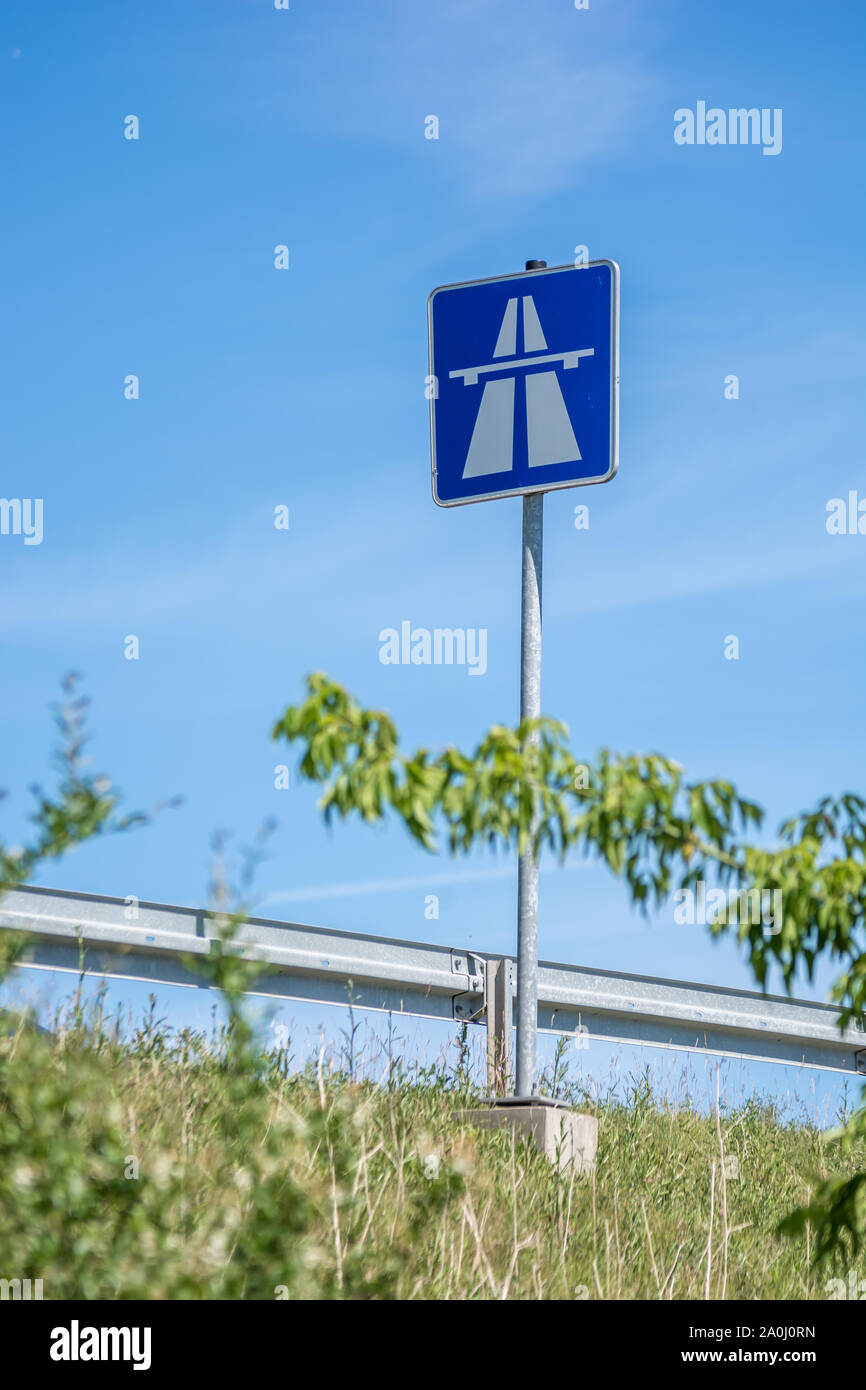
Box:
448 294 595 478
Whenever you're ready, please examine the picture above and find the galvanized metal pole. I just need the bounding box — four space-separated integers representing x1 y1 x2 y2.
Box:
516 487 543 1096
514 258 548 1100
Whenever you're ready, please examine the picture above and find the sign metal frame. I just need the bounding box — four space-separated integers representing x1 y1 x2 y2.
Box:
427 259 621 508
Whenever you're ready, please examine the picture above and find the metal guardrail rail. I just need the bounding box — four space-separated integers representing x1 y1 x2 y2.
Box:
2 884 864 1080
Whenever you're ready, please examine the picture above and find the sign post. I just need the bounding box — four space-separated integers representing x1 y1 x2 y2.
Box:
428 257 619 1097
517 484 543 1096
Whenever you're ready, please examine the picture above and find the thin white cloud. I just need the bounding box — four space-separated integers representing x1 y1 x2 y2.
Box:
265 857 587 905
245 0 656 198
431 55 655 198
264 865 514 904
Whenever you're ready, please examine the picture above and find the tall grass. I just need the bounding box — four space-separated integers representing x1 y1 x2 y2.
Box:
1 986 862 1300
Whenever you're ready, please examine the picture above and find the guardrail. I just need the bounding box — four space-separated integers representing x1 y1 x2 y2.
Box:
2 884 864 1085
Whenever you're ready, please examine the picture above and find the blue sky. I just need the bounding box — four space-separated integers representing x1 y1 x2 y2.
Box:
2 0 865 1105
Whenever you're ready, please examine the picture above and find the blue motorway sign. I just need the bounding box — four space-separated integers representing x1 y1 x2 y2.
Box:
427 261 619 506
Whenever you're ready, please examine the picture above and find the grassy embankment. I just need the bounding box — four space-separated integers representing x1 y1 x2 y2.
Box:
1 995 861 1300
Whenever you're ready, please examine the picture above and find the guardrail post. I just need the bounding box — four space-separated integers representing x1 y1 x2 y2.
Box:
485 958 513 1095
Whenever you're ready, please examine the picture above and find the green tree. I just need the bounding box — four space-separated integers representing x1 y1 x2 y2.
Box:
0 675 166 976
0 681 459 1300
273 672 866 1258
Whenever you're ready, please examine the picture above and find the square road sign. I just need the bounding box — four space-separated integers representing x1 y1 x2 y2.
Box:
428 261 619 506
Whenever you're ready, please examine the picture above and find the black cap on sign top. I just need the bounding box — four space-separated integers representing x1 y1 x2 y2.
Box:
525 259 547 270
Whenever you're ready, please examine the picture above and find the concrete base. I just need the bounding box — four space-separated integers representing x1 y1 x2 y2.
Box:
453 1099 598 1175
